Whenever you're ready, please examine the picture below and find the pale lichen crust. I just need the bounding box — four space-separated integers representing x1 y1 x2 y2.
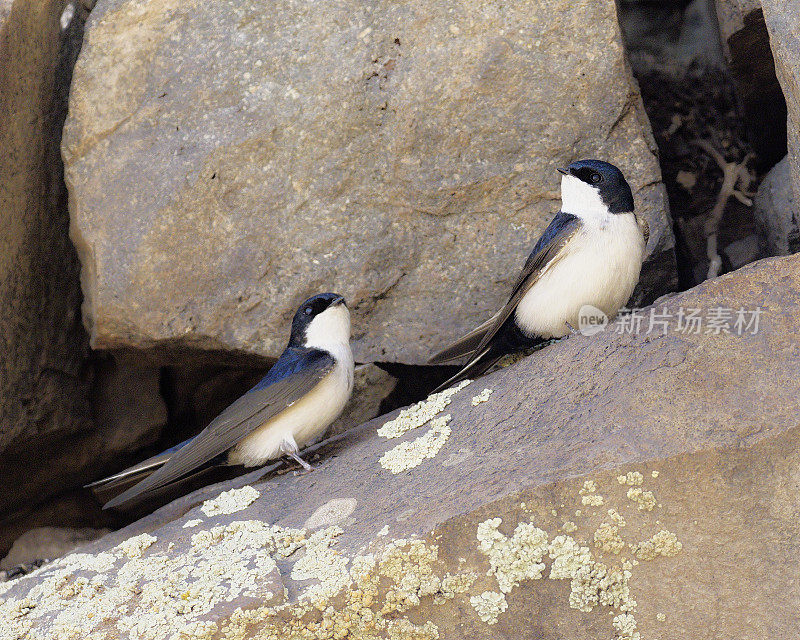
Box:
469 591 507 625
630 530 682 561
617 472 644 487
579 479 604 506
377 380 471 439
201 486 260 516
470 388 493 406
626 488 657 512
377 379 472 475
469 470 682 637
379 415 452 474
0 521 294 640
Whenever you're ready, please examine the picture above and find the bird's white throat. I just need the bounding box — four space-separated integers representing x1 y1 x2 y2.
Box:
560 174 613 223
304 304 352 352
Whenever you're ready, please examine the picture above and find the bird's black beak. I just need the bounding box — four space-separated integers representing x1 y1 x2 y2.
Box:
557 167 569 175
332 295 346 307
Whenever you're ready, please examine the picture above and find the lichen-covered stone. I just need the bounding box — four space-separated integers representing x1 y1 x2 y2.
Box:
2 255 800 638
62 0 675 364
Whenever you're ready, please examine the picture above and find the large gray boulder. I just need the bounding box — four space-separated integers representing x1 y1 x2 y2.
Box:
2 253 798 639
63 0 676 365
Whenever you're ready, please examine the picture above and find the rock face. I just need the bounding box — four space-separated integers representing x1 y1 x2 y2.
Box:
714 0 787 167
0 0 90 477
63 0 676 365
1 527 109 571
2 254 798 639
761 0 800 195
754 156 799 255
0 0 168 550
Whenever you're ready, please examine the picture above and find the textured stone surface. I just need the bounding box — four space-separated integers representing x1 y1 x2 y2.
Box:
715 0 762 41
0 0 173 546
762 0 800 193
754 156 799 255
1 527 109 571
0 0 90 468
714 0 787 167
63 0 675 365
2 254 798 639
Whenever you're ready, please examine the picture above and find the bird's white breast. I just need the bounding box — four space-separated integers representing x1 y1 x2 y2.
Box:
514 212 645 339
228 343 354 467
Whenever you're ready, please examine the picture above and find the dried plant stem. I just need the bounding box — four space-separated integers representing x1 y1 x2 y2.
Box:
691 140 755 279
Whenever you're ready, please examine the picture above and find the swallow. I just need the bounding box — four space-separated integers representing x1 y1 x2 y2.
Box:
429 159 649 390
95 293 354 509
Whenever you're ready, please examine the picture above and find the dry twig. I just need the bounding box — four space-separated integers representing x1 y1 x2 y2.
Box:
691 140 755 279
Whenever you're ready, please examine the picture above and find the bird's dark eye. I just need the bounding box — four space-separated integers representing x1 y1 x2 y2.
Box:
304 306 313 316
591 173 602 183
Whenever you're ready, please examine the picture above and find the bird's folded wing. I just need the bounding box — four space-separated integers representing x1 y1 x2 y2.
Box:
466 212 582 363
103 348 335 509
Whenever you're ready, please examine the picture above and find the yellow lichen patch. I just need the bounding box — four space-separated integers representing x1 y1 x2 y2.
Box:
581 495 604 507
617 472 644 487
547 535 636 614
379 415 452 474
561 521 578 533
115 533 157 559
379 539 443 612
476 518 549 593
612 613 641 640
630 530 682 561
255 536 470 640
290 527 350 603
626 488 656 512
548 535 592 581
579 480 598 495
656 612 666 622
0 519 297 640
469 591 507 625
594 523 625 555
386 619 440 640
471 388 493 406
607 509 626 528
651 471 659 479
200 486 260 516
377 380 470 439
434 572 477 605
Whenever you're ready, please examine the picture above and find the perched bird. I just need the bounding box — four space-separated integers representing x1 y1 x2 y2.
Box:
429 159 649 390
95 293 354 509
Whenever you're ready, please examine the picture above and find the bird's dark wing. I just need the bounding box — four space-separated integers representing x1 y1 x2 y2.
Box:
433 212 581 380
469 211 581 357
104 347 335 509
86 438 192 493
